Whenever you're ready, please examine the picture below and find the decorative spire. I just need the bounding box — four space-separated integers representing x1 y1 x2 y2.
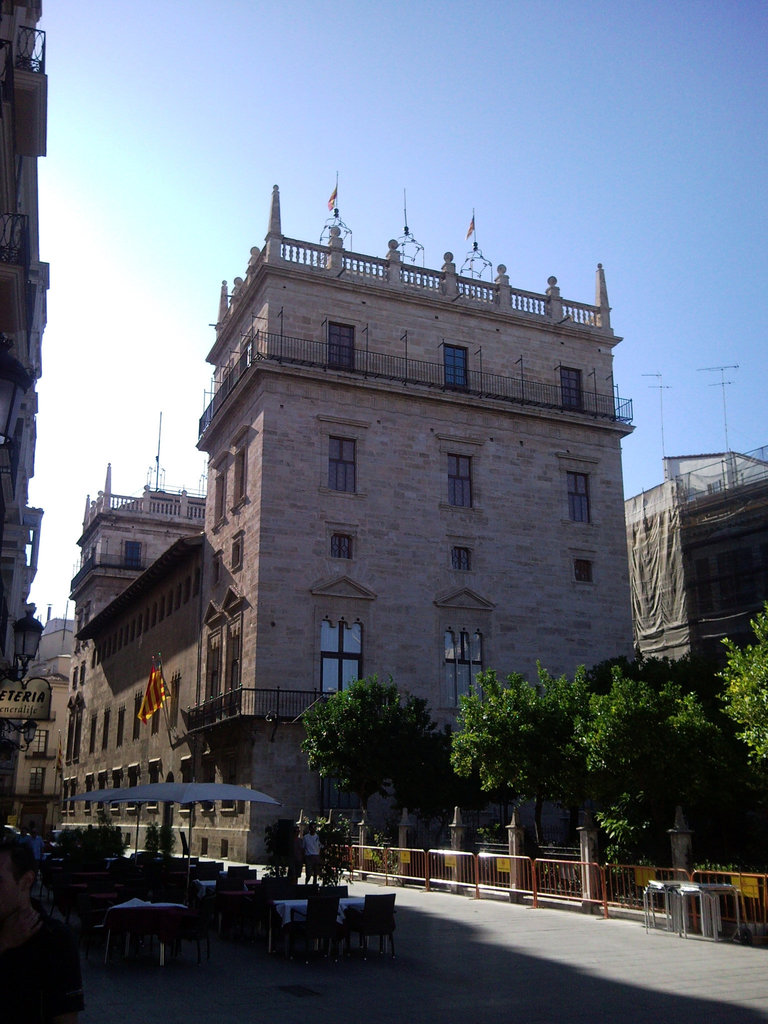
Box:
218 280 229 324
267 184 281 238
595 263 611 330
104 463 112 499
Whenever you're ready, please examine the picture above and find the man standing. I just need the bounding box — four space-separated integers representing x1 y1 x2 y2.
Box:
0 839 83 1022
301 821 322 886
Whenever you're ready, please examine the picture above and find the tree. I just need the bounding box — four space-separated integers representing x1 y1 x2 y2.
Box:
450 666 590 844
583 667 720 861
302 675 438 812
721 603 768 763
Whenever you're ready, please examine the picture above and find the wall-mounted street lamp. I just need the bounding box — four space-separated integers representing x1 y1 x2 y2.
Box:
0 606 44 756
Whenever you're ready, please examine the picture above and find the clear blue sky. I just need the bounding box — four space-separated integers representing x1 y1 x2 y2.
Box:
28 0 768 617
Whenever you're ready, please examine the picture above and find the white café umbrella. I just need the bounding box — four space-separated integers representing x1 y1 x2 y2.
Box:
69 782 281 890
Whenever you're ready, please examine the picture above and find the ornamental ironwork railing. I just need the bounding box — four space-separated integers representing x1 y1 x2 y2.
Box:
186 686 327 732
0 213 29 269
15 27 45 74
199 328 633 437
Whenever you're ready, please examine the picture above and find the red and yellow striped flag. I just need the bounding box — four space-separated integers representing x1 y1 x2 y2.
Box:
327 185 338 211
465 215 475 240
137 657 168 724
56 733 63 775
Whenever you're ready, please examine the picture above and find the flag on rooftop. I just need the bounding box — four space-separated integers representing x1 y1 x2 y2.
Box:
465 214 475 240
327 185 338 211
137 656 168 724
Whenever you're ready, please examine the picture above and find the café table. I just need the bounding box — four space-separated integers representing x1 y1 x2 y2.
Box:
104 899 198 966
268 896 365 953
677 882 742 941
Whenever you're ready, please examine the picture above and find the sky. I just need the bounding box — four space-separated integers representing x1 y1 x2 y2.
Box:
27 0 768 618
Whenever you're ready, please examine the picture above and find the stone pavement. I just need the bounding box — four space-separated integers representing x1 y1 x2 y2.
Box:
76 881 768 1024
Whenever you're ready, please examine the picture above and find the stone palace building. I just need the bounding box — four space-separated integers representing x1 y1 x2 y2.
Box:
63 187 634 861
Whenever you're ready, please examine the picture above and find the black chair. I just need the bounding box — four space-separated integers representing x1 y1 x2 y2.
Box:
76 893 108 959
345 893 396 958
175 895 215 963
286 895 341 962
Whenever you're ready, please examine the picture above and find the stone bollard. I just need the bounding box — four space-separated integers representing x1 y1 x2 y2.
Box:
668 805 693 877
506 809 526 904
398 807 412 851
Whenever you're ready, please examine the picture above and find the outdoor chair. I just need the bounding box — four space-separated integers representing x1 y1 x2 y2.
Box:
286 895 341 962
175 894 215 963
345 893 396 958
76 893 108 959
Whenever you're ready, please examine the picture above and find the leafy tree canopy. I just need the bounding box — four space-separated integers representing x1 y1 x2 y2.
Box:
721 603 768 763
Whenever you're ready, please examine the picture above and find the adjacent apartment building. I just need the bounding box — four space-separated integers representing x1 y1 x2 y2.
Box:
626 447 768 661
63 188 635 861
0 1 46 666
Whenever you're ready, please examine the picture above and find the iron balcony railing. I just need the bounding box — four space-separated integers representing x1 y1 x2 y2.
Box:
199 329 633 438
70 553 148 592
185 686 328 732
15 26 45 74
0 213 29 270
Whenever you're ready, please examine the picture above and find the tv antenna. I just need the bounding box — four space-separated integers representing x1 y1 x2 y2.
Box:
697 364 738 452
397 189 424 265
642 373 671 459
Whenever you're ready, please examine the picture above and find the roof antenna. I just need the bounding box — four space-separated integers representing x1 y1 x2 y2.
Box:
397 189 424 266
642 373 671 462
697 364 739 452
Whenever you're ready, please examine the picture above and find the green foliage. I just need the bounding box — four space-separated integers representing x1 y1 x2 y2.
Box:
78 811 129 860
721 603 768 762
451 666 590 842
144 820 160 857
316 816 353 886
262 820 289 878
584 668 723 861
302 674 456 815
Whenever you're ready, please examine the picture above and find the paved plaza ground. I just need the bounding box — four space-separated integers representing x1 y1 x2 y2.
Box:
76 881 768 1024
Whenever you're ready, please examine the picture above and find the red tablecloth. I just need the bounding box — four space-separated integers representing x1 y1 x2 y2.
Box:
105 902 198 964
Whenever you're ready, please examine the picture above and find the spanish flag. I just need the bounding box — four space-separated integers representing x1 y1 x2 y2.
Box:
465 215 475 240
138 656 168 724
327 185 338 211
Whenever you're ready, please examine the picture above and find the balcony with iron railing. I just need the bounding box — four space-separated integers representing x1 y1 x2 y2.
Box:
199 328 632 439
70 552 149 592
0 212 30 333
11 25 46 157
185 686 327 733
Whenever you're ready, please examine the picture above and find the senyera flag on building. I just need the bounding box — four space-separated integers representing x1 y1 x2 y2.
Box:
137 656 169 724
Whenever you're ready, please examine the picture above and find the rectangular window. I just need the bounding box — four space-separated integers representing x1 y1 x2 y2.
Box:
567 472 590 522
124 540 142 569
448 454 472 507
29 767 45 794
560 367 583 410
331 533 352 559
320 620 362 692
574 558 593 582
232 533 244 571
101 709 110 750
89 714 97 754
451 546 471 570
133 693 142 740
328 437 356 492
444 344 468 388
214 470 227 522
444 630 483 706
116 706 125 748
233 445 247 505
327 322 355 370
206 635 221 699
32 728 48 754
227 629 241 690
